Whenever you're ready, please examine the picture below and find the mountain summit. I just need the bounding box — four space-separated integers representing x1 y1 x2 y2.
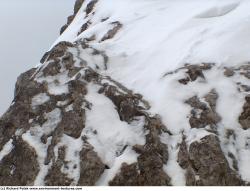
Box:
0 0 249 186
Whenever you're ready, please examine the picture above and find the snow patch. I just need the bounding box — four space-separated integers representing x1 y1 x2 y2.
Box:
22 132 52 186
32 93 50 107
58 134 83 185
21 108 62 185
36 71 70 95
96 148 139 186
84 83 145 183
161 133 186 186
38 108 62 135
0 139 14 162
186 128 212 147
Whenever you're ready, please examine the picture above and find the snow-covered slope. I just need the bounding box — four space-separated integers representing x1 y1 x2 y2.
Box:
0 0 249 186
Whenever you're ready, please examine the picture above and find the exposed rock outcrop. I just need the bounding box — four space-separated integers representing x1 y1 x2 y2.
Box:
60 0 85 34
110 116 171 186
177 135 243 186
0 138 39 186
185 90 221 130
239 96 250 130
0 38 171 186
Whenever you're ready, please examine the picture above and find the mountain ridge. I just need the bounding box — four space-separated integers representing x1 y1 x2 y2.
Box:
0 0 249 186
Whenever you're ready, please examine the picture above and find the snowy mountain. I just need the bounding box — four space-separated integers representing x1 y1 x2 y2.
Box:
0 0 250 186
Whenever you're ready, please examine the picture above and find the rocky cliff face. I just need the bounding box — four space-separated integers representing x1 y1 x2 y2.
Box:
0 0 250 186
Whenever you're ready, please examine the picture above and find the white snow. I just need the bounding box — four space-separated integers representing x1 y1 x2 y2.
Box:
0 139 14 162
238 140 250 181
58 134 83 185
84 83 145 184
40 108 62 135
53 0 250 137
22 108 62 185
48 83 69 95
65 104 74 112
52 0 93 47
161 133 186 186
186 128 212 147
32 93 50 107
96 148 139 185
196 2 240 18
57 100 70 107
35 69 70 95
22 132 52 186
43 0 250 184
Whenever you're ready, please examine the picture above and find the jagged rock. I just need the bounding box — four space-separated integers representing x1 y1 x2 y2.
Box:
46 41 75 62
60 25 69 35
185 90 221 129
178 135 243 186
0 121 16 151
239 95 250 130
41 41 74 65
110 116 171 186
1 0 249 186
60 15 75 35
238 84 250 92
68 80 87 95
42 59 61 77
60 0 85 34
0 138 39 186
60 110 85 138
224 67 235 77
74 0 85 14
44 125 64 165
63 52 75 69
78 21 91 35
101 21 123 42
14 68 46 100
78 144 105 186
85 0 98 15
177 63 213 85
0 68 45 151
109 163 139 186
186 65 205 81
103 85 144 122
239 64 250 79
228 152 239 171
45 146 73 186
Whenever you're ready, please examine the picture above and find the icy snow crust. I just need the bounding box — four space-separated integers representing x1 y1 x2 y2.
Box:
52 0 250 184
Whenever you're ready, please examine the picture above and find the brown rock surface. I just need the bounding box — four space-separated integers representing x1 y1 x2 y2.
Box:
178 135 243 186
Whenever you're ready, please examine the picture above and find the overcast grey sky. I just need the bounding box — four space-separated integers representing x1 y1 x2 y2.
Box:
0 0 75 115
